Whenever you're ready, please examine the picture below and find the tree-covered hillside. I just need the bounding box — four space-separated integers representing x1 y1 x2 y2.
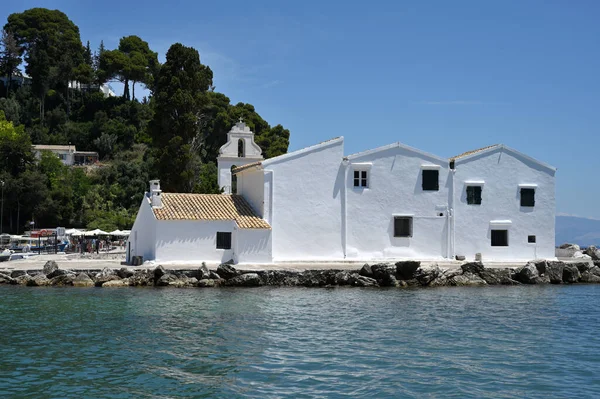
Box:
0 8 290 233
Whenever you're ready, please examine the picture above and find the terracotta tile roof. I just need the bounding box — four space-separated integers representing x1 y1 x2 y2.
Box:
153 193 270 229
232 161 263 175
451 144 499 160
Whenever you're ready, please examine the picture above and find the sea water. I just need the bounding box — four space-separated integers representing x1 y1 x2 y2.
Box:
0 285 599 398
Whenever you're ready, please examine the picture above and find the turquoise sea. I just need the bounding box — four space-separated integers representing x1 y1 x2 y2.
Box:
0 285 599 398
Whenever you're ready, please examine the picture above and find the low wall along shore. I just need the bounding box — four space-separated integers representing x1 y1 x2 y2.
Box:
1 259 600 288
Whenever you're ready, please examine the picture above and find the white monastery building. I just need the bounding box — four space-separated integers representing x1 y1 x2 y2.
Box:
127 121 556 264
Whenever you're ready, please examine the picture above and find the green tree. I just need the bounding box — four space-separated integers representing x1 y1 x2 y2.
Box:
117 35 158 100
150 43 213 192
0 110 33 176
5 8 84 119
0 29 22 95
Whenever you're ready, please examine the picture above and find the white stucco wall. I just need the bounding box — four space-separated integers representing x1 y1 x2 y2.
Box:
237 168 265 217
346 144 450 260
127 195 156 263
235 229 272 264
453 147 556 261
155 220 236 263
263 138 345 261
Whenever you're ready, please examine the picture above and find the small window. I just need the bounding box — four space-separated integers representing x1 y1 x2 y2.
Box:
394 217 412 237
491 230 508 247
520 188 535 207
353 170 368 188
216 232 232 249
422 170 439 191
528 235 536 243
466 186 482 205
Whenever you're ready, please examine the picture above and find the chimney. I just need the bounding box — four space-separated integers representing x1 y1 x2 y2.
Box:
149 180 162 207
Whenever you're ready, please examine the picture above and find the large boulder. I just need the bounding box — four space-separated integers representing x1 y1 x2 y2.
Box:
10 270 27 278
128 269 154 286
448 273 488 286
429 268 463 287
559 243 580 250
395 261 420 280
349 274 379 287
197 263 211 280
156 273 195 287
15 274 32 286
103 278 132 287
73 272 95 287
546 261 565 284
514 263 540 284
0 272 16 285
95 268 120 286
461 262 484 275
589 266 600 277
414 264 441 286
197 278 219 287
153 265 167 280
572 251 592 260
334 271 353 285
562 264 581 283
359 264 373 278
27 274 50 287
50 274 75 286
371 264 397 286
116 267 135 279
43 260 59 276
217 264 238 280
47 268 71 279
580 272 600 283
584 246 600 260
226 273 262 287
571 261 593 273
479 268 520 285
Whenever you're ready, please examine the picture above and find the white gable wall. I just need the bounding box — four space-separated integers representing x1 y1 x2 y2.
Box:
346 145 450 260
453 147 555 261
126 195 156 263
237 168 265 217
264 139 345 261
155 220 236 263
235 229 272 264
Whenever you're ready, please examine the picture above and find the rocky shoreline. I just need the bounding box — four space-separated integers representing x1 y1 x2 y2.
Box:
1 259 600 288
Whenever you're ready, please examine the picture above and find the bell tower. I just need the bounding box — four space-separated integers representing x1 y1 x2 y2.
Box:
217 119 264 194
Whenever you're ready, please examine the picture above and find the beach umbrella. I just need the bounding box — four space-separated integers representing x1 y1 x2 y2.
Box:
65 228 82 235
108 229 128 236
84 229 109 236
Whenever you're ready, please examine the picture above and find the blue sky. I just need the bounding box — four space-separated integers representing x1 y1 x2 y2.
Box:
4 1 600 218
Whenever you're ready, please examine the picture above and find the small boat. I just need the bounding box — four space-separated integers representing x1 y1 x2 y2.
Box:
0 249 11 262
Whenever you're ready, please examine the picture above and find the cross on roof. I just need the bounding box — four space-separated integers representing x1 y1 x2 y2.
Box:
238 117 244 124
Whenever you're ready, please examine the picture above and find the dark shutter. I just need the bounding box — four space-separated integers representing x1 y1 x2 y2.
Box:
353 170 360 187
361 171 368 187
422 170 439 191
528 235 536 243
394 217 412 237
521 188 535 207
466 186 482 205
216 232 232 249
491 230 508 246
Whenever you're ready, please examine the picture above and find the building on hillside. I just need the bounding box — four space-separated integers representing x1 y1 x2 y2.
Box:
127 122 556 264
32 144 99 166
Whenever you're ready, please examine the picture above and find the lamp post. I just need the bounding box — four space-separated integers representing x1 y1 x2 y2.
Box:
0 180 4 235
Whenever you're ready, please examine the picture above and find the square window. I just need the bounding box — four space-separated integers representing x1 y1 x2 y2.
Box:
394 217 412 237
520 188 535 207
422 170 439 191
216 232 232 249
466 186 482 205
528 235 536 243
353 170 368 188
491 230 508 247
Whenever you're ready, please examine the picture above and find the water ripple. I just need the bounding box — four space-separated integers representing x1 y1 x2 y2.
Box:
0 285 599 398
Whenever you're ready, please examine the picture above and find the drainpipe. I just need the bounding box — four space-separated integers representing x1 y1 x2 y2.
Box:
342 159 349 258
264 169 275 260
449 168 456 260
